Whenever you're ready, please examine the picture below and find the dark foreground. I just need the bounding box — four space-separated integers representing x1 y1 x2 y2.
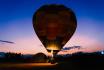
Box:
0 62 103 70
0 51 104 70
0 63 56 70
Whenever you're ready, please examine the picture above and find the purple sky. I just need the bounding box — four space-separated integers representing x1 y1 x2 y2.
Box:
0 0 104 54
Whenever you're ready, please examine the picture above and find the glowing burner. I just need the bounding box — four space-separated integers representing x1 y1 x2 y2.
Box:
46 44 60 57
47 44 59 50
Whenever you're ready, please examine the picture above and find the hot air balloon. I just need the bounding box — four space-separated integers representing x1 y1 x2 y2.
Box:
33 4 77 63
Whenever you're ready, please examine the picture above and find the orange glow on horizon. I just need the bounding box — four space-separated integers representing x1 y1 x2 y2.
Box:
0 35 104 55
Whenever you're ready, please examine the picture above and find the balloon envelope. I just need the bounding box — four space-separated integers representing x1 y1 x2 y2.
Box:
33 5 77 54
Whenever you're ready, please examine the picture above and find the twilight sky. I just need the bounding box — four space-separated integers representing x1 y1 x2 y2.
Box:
0 0 104 54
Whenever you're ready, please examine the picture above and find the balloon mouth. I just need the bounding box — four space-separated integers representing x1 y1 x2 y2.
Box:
46 44 60 55
47 44 59 50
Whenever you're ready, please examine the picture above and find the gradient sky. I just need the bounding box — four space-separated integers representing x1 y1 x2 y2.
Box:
0 0 104 54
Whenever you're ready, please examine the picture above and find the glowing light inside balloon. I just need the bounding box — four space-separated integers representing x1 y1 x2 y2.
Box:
47 44 59 50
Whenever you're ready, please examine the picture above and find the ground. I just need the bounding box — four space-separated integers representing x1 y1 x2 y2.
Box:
0 62 103 70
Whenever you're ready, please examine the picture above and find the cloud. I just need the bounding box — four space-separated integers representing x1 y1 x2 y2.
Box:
0 34 48 54
59 34 104 54
0 40 14 44
61 46 81 51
